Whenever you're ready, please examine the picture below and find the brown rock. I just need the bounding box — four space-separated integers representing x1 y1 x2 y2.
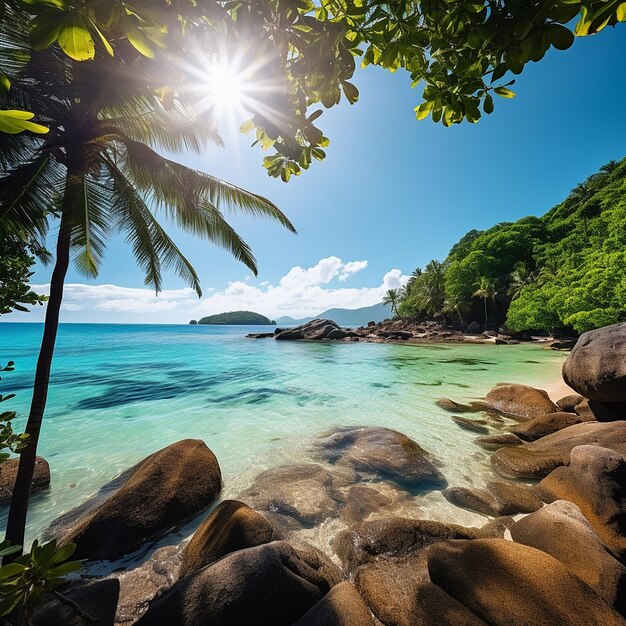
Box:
178 500 281 580
483 383 559 419
31 580 119 626
491 420 626 479
47 439 222 560
412 582 487 626
562 322 626 403
485 481 542 515
293 582 377 626
474 433 523 450
575 398 626 422
442 487 500 517
134 541 339 626
509 411 587 441
427 538 625 626
0 456 49 505
315 427 446 490
451 416 490 434
436 398 481 413
535 445 626 560
556 394 585 413
340 484 393 524
511 500 626 614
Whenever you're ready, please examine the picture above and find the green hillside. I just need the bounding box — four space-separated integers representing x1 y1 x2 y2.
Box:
196 311 276 325
399 158 626 333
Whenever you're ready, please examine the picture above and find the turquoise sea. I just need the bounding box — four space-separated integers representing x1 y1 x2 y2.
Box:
0 323 567 550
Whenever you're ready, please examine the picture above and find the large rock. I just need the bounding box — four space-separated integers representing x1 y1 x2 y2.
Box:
491 420 626 479
535 445 626 560
436 398 482 413
410 582 487 626
275 319 340 341
315 427 446 490
451 416 490 434
335 517 493 574
511 500 626 614
427 538 626 626
442 482 541 518
48 439 222 560
562 322 626 403
483 383 559 419
293 582 377 626
556 394 585 413
442 487 500 517
575 398 626 422
509 411 588 441
0 456 49 505
178 500 281 579
31 580 119 626
474 433 523 450
134 541 340 626
239 463 354 529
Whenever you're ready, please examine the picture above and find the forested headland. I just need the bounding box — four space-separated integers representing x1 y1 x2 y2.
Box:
397 159 626 334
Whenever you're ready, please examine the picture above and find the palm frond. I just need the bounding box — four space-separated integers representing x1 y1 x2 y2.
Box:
0 153 64 240
66 172 111 277
103 155 202 295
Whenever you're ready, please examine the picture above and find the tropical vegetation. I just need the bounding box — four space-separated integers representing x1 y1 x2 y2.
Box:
197 311 275 325
398 159 626 334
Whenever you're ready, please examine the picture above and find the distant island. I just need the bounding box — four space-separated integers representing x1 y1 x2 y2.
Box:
277 302 392 327
191 311 276 325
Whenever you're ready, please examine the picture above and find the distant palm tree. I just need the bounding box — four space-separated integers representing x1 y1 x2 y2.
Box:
600 160 618 177
473 277 496 326
419 260 446 317
383 289 401 317
568 182 594 239
507 263 537 301
0 23 295 553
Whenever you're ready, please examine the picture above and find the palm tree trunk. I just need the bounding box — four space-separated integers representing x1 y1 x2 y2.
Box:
3 204 72 558
484 297 488 326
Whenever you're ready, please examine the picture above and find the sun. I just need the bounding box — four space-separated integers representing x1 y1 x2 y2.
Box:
203 60 248 112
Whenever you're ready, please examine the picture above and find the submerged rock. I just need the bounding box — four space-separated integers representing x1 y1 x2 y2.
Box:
508 411 588 441
0 456 49 505
293 582 377 626
427 538 625 626
451 416 490 434
562 322 626 403
48 439 222 560
535 445 626 560
491 420 626 479
436 397 482 413
178 500 281 580
474 433 523 450
483 383 559 420
134 541 339 626
314 426 446 490
442 482 541 518
238 463 352 528
511 500 626 614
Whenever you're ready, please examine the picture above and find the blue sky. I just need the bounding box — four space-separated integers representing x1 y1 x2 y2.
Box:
6 27 626 323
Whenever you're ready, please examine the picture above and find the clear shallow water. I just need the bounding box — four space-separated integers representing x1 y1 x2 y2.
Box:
0 323 566 546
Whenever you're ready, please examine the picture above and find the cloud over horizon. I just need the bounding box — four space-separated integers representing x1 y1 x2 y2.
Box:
21 257 409 322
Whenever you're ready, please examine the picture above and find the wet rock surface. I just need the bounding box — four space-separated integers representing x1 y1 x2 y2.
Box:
508 411 589 441
474 433 523 450
47 439 222 561
0 456 49 505
314 426 447 490
482 383 559 419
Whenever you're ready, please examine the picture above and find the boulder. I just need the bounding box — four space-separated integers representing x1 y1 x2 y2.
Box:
511 500 626 614
509 411 587 441
467 321 482 333
411 582 487 626
134 541 339 626
335 517 492 574
562 322 626 403
339 484 396 524
0 456 49 505
474 433 523 450
545 338 577 350
238 463 352 528
483 383 559 419
491 420 626 479
327 328 349 340
178 500 281 579
293 582 377 626
275 319 340 341
442 487 499 517
31 580 120 626
427 538 625 626
485 481 542 515
556 394 585 413
47 439 222 560
436 398 481 413
575 398 626 422
451 416 490 434
314 427 446 490
111 545 181 625
535 445 626 560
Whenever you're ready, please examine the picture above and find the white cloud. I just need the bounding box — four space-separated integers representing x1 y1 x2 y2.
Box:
28 257 409 320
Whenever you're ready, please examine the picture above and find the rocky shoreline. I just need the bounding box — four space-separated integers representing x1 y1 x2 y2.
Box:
247 317 578 349
19 322 626 625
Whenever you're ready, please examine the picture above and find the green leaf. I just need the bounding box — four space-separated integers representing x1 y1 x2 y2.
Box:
494 86 515 99
483 94 494 114
548 24 574 50
239 119 255 134
0 110 49 135
0 71 10 93
342 81 359 104
90 19 114 56
122 16 154 58
29 8 65 51
51 543 76 564
57 15 95 61
618 3 626 21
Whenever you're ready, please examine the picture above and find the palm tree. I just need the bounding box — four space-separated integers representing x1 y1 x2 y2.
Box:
419 260 446 318
0 20 295 553
383 289 401 317
507 263 537 301
568 182 594 239
599 160 618 177
473 277 496 326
